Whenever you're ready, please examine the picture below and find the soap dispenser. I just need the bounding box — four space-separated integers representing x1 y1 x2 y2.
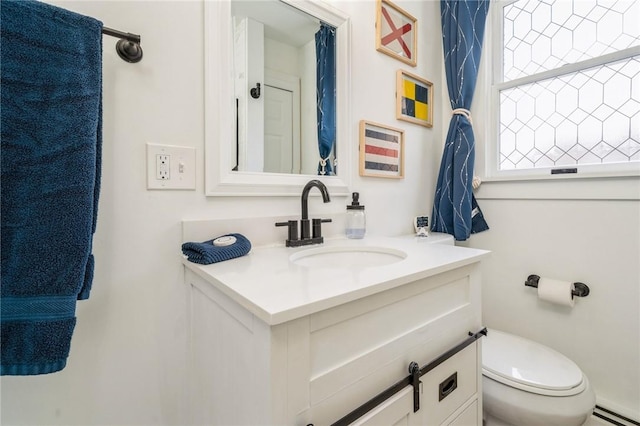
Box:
346 192 366 239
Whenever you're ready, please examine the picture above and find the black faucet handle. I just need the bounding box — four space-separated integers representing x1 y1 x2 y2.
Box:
312 218 332 239
275 220 298 242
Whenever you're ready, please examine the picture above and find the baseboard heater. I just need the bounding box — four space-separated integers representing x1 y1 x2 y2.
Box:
594 405 640 426
326 328 487 426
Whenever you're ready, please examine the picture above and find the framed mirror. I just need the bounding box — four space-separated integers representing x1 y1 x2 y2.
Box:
205 0 351 196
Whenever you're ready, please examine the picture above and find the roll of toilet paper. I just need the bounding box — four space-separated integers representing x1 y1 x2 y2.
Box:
537 277 575 307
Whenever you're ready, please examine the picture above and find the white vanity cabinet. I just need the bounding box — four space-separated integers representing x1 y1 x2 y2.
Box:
184 236 487 426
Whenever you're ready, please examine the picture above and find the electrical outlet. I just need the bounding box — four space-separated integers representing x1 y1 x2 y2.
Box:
147 144 196 190
156 155 170 180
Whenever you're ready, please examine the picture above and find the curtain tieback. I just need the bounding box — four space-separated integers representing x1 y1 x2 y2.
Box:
319 156 330 175
453 108 480 190
452 108 472 124
472 176 482 189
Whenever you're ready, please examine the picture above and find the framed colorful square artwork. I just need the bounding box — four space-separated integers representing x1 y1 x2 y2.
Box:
359 120 404 179
396 70 433 127
376 0 417 67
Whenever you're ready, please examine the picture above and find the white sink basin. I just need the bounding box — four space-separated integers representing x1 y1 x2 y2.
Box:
289 245 407 268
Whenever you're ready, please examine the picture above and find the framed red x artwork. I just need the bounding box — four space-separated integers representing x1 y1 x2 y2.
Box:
375 0 417 67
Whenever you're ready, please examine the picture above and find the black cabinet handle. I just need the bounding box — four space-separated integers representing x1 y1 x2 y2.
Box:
439 372 458 401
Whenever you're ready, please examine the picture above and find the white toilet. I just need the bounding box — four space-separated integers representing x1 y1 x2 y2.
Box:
482 329 596 426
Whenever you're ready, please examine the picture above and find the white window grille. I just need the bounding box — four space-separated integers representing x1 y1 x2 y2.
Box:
493 0 640 176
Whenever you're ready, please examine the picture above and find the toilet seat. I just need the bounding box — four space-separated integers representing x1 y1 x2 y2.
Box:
482 329 586 397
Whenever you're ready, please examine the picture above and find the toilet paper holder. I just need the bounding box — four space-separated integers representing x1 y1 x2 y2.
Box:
525 274 590 298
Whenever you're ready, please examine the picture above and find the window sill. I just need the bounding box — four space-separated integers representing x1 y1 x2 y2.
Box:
474 174 640 201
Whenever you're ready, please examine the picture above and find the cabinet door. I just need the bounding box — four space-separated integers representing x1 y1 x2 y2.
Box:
350 387 419 426
446 400 478 426
417 342 479 425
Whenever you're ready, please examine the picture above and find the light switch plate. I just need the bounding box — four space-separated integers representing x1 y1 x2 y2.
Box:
146 143 196 190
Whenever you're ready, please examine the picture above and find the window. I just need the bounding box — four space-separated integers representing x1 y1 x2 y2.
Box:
492 0 640 177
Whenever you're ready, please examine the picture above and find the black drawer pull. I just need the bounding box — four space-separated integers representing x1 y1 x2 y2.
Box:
439 372 458 401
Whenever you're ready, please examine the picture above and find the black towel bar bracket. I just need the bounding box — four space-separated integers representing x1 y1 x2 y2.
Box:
102 26 143 63
250 82 261 99
525 274 590 298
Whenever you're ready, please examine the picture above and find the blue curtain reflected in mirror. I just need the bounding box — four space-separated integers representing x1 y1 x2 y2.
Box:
316 23 336 175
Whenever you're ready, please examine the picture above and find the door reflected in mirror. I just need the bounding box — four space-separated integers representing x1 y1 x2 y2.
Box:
232 0 336 175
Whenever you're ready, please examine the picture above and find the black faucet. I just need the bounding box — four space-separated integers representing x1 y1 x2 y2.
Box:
276 179 332 247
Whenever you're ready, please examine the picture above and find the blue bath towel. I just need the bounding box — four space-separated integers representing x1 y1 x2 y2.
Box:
182 234 252 265
1 0 103 375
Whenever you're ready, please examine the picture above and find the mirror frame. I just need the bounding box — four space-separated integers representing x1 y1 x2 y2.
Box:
204 0 351 196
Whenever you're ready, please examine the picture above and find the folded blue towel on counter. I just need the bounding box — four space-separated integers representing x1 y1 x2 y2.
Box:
182 234 252 265
1 0 102 375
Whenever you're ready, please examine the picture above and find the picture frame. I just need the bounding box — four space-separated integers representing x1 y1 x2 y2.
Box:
396 69 433 128
375 0 417 67
359 120 404 179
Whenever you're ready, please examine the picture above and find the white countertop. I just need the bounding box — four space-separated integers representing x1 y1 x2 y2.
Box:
182 234 490 325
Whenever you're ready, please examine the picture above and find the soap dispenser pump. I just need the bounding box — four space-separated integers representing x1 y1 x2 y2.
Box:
346 192 366 239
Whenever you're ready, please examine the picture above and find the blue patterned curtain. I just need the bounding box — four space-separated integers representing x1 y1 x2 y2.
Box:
315 23 336 175
432 0 490 241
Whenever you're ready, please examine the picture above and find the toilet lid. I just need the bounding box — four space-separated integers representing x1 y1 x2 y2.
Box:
482 329 584 396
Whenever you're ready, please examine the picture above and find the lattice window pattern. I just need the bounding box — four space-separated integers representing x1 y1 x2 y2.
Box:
497 0 640 172
503 0 640 81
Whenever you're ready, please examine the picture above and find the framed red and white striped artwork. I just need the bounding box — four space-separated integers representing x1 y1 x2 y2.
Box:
359 120 405 179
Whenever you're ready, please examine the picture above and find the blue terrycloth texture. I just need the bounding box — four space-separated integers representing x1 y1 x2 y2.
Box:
182 234 252 265
1 0 102 375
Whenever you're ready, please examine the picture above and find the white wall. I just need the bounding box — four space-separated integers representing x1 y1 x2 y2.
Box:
462 195 640 419
464 12 640 420
0 1 442 424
